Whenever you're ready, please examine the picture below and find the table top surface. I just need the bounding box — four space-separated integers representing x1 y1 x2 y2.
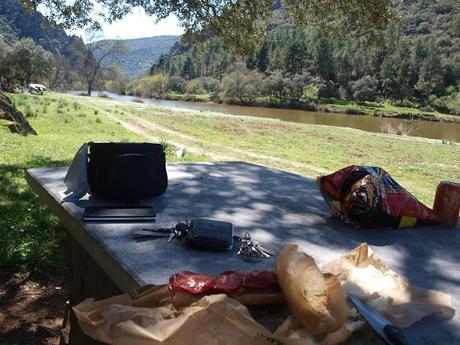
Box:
27 162 460 344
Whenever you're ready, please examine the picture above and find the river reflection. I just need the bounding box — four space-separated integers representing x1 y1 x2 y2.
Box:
70 91 460 142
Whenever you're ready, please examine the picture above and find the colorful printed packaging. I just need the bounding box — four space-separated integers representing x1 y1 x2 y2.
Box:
317 165 442 229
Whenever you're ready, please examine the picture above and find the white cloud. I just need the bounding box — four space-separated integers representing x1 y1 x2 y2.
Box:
66 8 183 42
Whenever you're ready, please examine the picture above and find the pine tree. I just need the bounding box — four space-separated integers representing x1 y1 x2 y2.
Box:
312 33 335 81
257 42 269 73
181 56 194 80
284 39 306 75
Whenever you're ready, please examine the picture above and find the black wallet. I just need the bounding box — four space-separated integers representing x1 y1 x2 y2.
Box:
83 206 156 221
186 218 234 251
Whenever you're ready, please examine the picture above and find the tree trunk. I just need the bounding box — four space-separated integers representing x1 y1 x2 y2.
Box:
87 82 92 96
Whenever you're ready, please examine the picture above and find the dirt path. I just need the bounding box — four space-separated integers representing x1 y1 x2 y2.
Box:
0 274 68 345
89 102 329 175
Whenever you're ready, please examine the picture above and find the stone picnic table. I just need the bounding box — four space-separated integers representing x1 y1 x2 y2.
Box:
26 162 460 344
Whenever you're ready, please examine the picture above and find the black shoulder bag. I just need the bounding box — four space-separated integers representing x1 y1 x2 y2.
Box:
87 142 168 200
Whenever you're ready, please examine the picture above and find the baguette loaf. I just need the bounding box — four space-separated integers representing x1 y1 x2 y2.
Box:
275 244 347 335
172 290 285 308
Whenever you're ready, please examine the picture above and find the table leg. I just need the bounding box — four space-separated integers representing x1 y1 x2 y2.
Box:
66 233 122 345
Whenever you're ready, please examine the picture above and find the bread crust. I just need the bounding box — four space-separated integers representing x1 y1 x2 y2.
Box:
275 244 347 335
172 290 285 308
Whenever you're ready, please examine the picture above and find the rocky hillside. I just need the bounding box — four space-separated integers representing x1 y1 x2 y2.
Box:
0 0 86 64
94 36 180 79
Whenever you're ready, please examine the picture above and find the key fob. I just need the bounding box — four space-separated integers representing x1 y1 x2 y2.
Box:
185 218 234 251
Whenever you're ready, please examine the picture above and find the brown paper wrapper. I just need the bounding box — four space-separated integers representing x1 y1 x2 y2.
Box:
73 243 453 345
320 243 453 328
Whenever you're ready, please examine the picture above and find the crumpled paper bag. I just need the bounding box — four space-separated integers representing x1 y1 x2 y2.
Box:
74 293 309 345
320 243 453 328
73 243 453 345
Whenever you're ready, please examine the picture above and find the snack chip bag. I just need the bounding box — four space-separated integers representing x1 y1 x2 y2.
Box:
317 165 441 228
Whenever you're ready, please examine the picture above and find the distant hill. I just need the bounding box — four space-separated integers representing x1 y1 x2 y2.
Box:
0 0 86 64
94 36 180 79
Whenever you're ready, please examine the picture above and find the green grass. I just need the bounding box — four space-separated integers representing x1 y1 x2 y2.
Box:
164 92 212 102
78 93 459 206
1 92 459 277
325 99 442 117
0 93 206 277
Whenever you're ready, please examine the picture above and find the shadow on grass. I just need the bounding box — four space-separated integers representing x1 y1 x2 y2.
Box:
0 156 70 279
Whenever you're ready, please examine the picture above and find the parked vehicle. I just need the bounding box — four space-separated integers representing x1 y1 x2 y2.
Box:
28 83 47 95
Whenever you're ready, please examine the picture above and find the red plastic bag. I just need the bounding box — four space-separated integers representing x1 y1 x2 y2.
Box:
317 165 441 228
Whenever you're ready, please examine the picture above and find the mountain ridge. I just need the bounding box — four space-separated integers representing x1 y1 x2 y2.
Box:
93 35 180 79
0 0 86 64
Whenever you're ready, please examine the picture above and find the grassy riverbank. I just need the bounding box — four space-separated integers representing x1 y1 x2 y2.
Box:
161 92 460 123
1 92 459 276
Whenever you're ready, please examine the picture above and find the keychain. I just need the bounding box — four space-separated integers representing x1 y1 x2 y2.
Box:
234 232 275 262
132 220 189 242
133 220 274 262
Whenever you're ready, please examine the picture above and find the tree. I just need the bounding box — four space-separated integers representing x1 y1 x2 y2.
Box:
350 76 377 103
262 72 287 98
73 34 125 95
220 62 262 101
5 38 52 86
312 33 335 81
181 56 195 80
148 74 169 98
168 76 186 93
129 74 169 98
285 73 312 99
284 39 307 75
47 54 70 90
19 0 396 54
105 65 128 95
185 80 205 95
0 39 9 79
415 43 444 101
150 54 170 75
257 42 269 73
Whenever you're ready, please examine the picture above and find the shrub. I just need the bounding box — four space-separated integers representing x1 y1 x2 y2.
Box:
57 99 68 107
350 76 377 102
195 77 220 93
381 123 417 136
220 62 262 101
24 104 35 117
445 92 460 115
419 106 435 113
430 96 451 114
129 74 168 98
185 80 206 95
301 84 319 102
160 139 176 156
168 76 186 93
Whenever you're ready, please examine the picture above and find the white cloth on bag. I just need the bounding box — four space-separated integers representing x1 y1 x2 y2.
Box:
63 142 89 201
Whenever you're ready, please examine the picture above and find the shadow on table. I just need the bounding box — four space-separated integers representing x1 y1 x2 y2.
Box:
158 162 460 297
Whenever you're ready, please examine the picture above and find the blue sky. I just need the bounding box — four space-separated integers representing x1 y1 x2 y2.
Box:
66 8 184 42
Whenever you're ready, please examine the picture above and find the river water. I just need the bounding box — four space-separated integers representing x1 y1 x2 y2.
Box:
71 91 460 142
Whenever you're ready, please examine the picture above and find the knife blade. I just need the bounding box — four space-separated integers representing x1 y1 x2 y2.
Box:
349 293 414 345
